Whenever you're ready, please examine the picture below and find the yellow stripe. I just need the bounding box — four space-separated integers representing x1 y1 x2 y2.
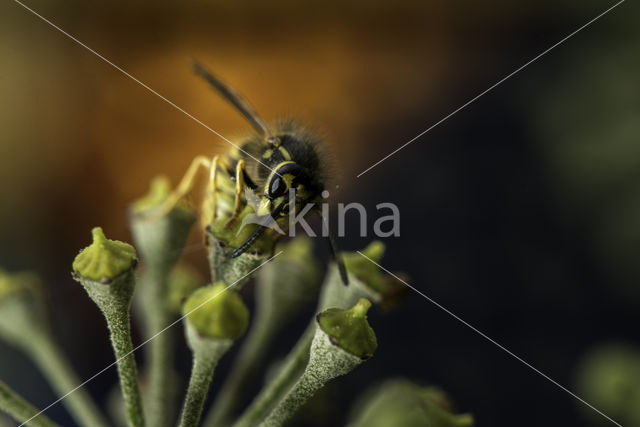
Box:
278 146 291 161
266 161 295 186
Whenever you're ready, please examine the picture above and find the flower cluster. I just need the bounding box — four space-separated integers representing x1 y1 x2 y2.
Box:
0 175 473 427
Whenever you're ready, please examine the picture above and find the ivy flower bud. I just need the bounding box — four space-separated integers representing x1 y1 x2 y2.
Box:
317 298 377 359
179 283 249 427
259 299 377 427
183 283 249 342
130 175 196 270
73 227 137 284
339 240 407 311
206 205 274 287
237 241 406 427
203 237 321 427
130 176 198 427
348 379 474 427
72 227 145 427
576 344 640 426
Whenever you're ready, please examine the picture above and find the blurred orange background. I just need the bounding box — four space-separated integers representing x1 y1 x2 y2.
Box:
2 1 639 426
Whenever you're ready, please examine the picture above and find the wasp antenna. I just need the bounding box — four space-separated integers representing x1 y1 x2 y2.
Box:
193 61 274 141
230 224 269 258
327 225 349 286
230 198 288 258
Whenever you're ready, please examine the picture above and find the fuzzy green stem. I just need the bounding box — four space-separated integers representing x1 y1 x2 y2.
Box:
180 356 217 427
73 229 145 427
0 271 108 427
235 266 379 427
204 240 321 427
0 380 60 427
232 324 314 427
147 315 174 427
179 323 233 427
203 317 278 427
130 195 195 427
137 267 176 427
103 306 145 427
259 329 364 427
259 371 320 427
203 317 273 426
28 336 109 427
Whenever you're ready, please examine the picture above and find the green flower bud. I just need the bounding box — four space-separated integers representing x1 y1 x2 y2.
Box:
72 228 144 427
131 175 174 213
576 344 640 426
326 241 407 311
130 176 197 427
317 298 377 359
72 227 137 283
180 283 250 427
237 241 404 427
348 379 474 427
208 206 275 256
183 283 249 341
343 241 386 289
206 206 274 287
130 176 196 269
259 299 377 427
203 237 322 427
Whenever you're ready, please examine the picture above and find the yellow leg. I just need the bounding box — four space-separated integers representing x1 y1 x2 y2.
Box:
201 155 220 227
226 160 247 226
151 155 211 218
209 155 220 221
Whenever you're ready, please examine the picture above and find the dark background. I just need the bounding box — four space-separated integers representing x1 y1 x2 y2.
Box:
1 1 639 426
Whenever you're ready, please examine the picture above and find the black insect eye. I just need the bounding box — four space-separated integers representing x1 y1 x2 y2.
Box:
268 176 287 198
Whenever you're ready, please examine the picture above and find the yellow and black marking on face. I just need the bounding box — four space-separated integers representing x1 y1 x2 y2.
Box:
173 63 348 283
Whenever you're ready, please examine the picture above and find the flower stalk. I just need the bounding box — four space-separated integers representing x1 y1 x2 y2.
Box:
235 241 401 427
0 380 60 427
258 299 377 427
72 227 145 427
130 176 197 427
178 283 249 427
204 237 321 427
0 269 108 427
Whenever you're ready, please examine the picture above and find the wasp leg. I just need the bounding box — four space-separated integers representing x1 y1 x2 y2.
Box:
225 160 247 227
150 155 212 219
201 155 220 227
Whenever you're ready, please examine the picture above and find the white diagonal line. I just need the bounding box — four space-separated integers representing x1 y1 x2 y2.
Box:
11 0 276 174
357 251 623 427
20 251 283 426
356 0 626 178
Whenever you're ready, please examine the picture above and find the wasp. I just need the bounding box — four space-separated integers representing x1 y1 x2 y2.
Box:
158 62 348 284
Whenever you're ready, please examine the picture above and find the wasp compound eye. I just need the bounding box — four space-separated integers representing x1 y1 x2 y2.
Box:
268 176 288 199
